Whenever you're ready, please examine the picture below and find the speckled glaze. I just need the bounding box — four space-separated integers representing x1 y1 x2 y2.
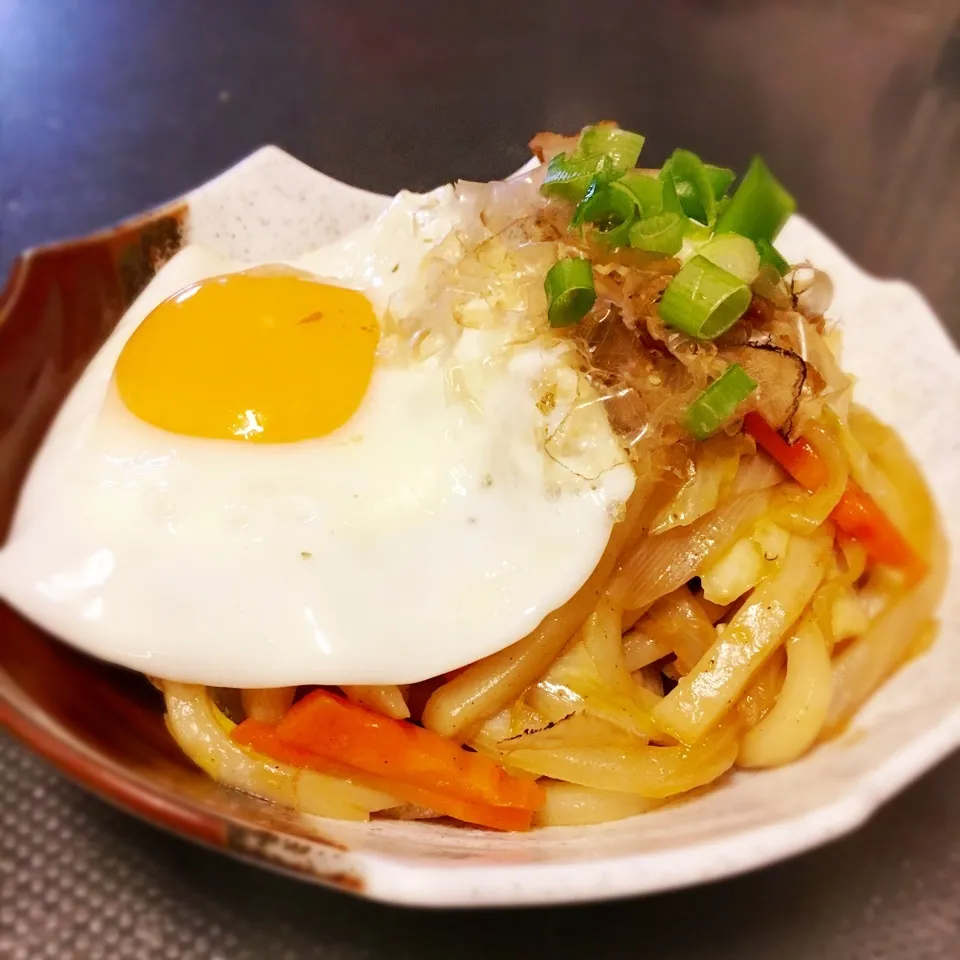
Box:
0 148 958 908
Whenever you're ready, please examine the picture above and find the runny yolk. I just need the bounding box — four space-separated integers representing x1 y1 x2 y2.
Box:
114 271 379 442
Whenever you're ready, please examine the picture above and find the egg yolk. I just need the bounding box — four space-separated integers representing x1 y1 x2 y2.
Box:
115 271 379 442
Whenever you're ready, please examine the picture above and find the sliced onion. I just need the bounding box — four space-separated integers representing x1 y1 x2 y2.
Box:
783 311 852 423
728 453 785 496
785 265 834 316
634 586 717 674
539 643 662 741
610 489 773 610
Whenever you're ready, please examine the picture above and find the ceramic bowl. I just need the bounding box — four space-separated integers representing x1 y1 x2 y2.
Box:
1 148 958 907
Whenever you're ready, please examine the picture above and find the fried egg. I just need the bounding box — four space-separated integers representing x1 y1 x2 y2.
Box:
0 187 634 686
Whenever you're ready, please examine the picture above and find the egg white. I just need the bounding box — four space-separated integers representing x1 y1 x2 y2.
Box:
0 188 634 686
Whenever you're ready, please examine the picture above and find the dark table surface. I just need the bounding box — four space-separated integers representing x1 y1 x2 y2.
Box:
1 2 959 958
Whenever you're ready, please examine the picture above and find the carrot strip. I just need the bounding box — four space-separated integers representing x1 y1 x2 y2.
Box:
742 412 828 489
233 719 534 831
271 689 543 810
234 718 335 769
831 482 925 578
743 412 925 580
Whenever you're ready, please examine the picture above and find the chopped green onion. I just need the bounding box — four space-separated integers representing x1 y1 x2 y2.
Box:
715 156 796 243
578 125 645 171
629 212 685 255
571 179 639 248
698 234 761 283
705 164 735 201
683 364 757 440
682 220 713 244
659 255 752 340
595 220 634 249
572 178 638 230
618 171 667 216
660 149 718 225
756 237 790 276
542 152 615 203
570 177 601 228
658 168 687 217
544 257 596 327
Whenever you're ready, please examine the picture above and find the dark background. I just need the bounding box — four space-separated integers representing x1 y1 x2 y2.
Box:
1 1 959 957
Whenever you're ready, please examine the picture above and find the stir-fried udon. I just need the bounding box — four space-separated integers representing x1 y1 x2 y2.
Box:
157 125 944 830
